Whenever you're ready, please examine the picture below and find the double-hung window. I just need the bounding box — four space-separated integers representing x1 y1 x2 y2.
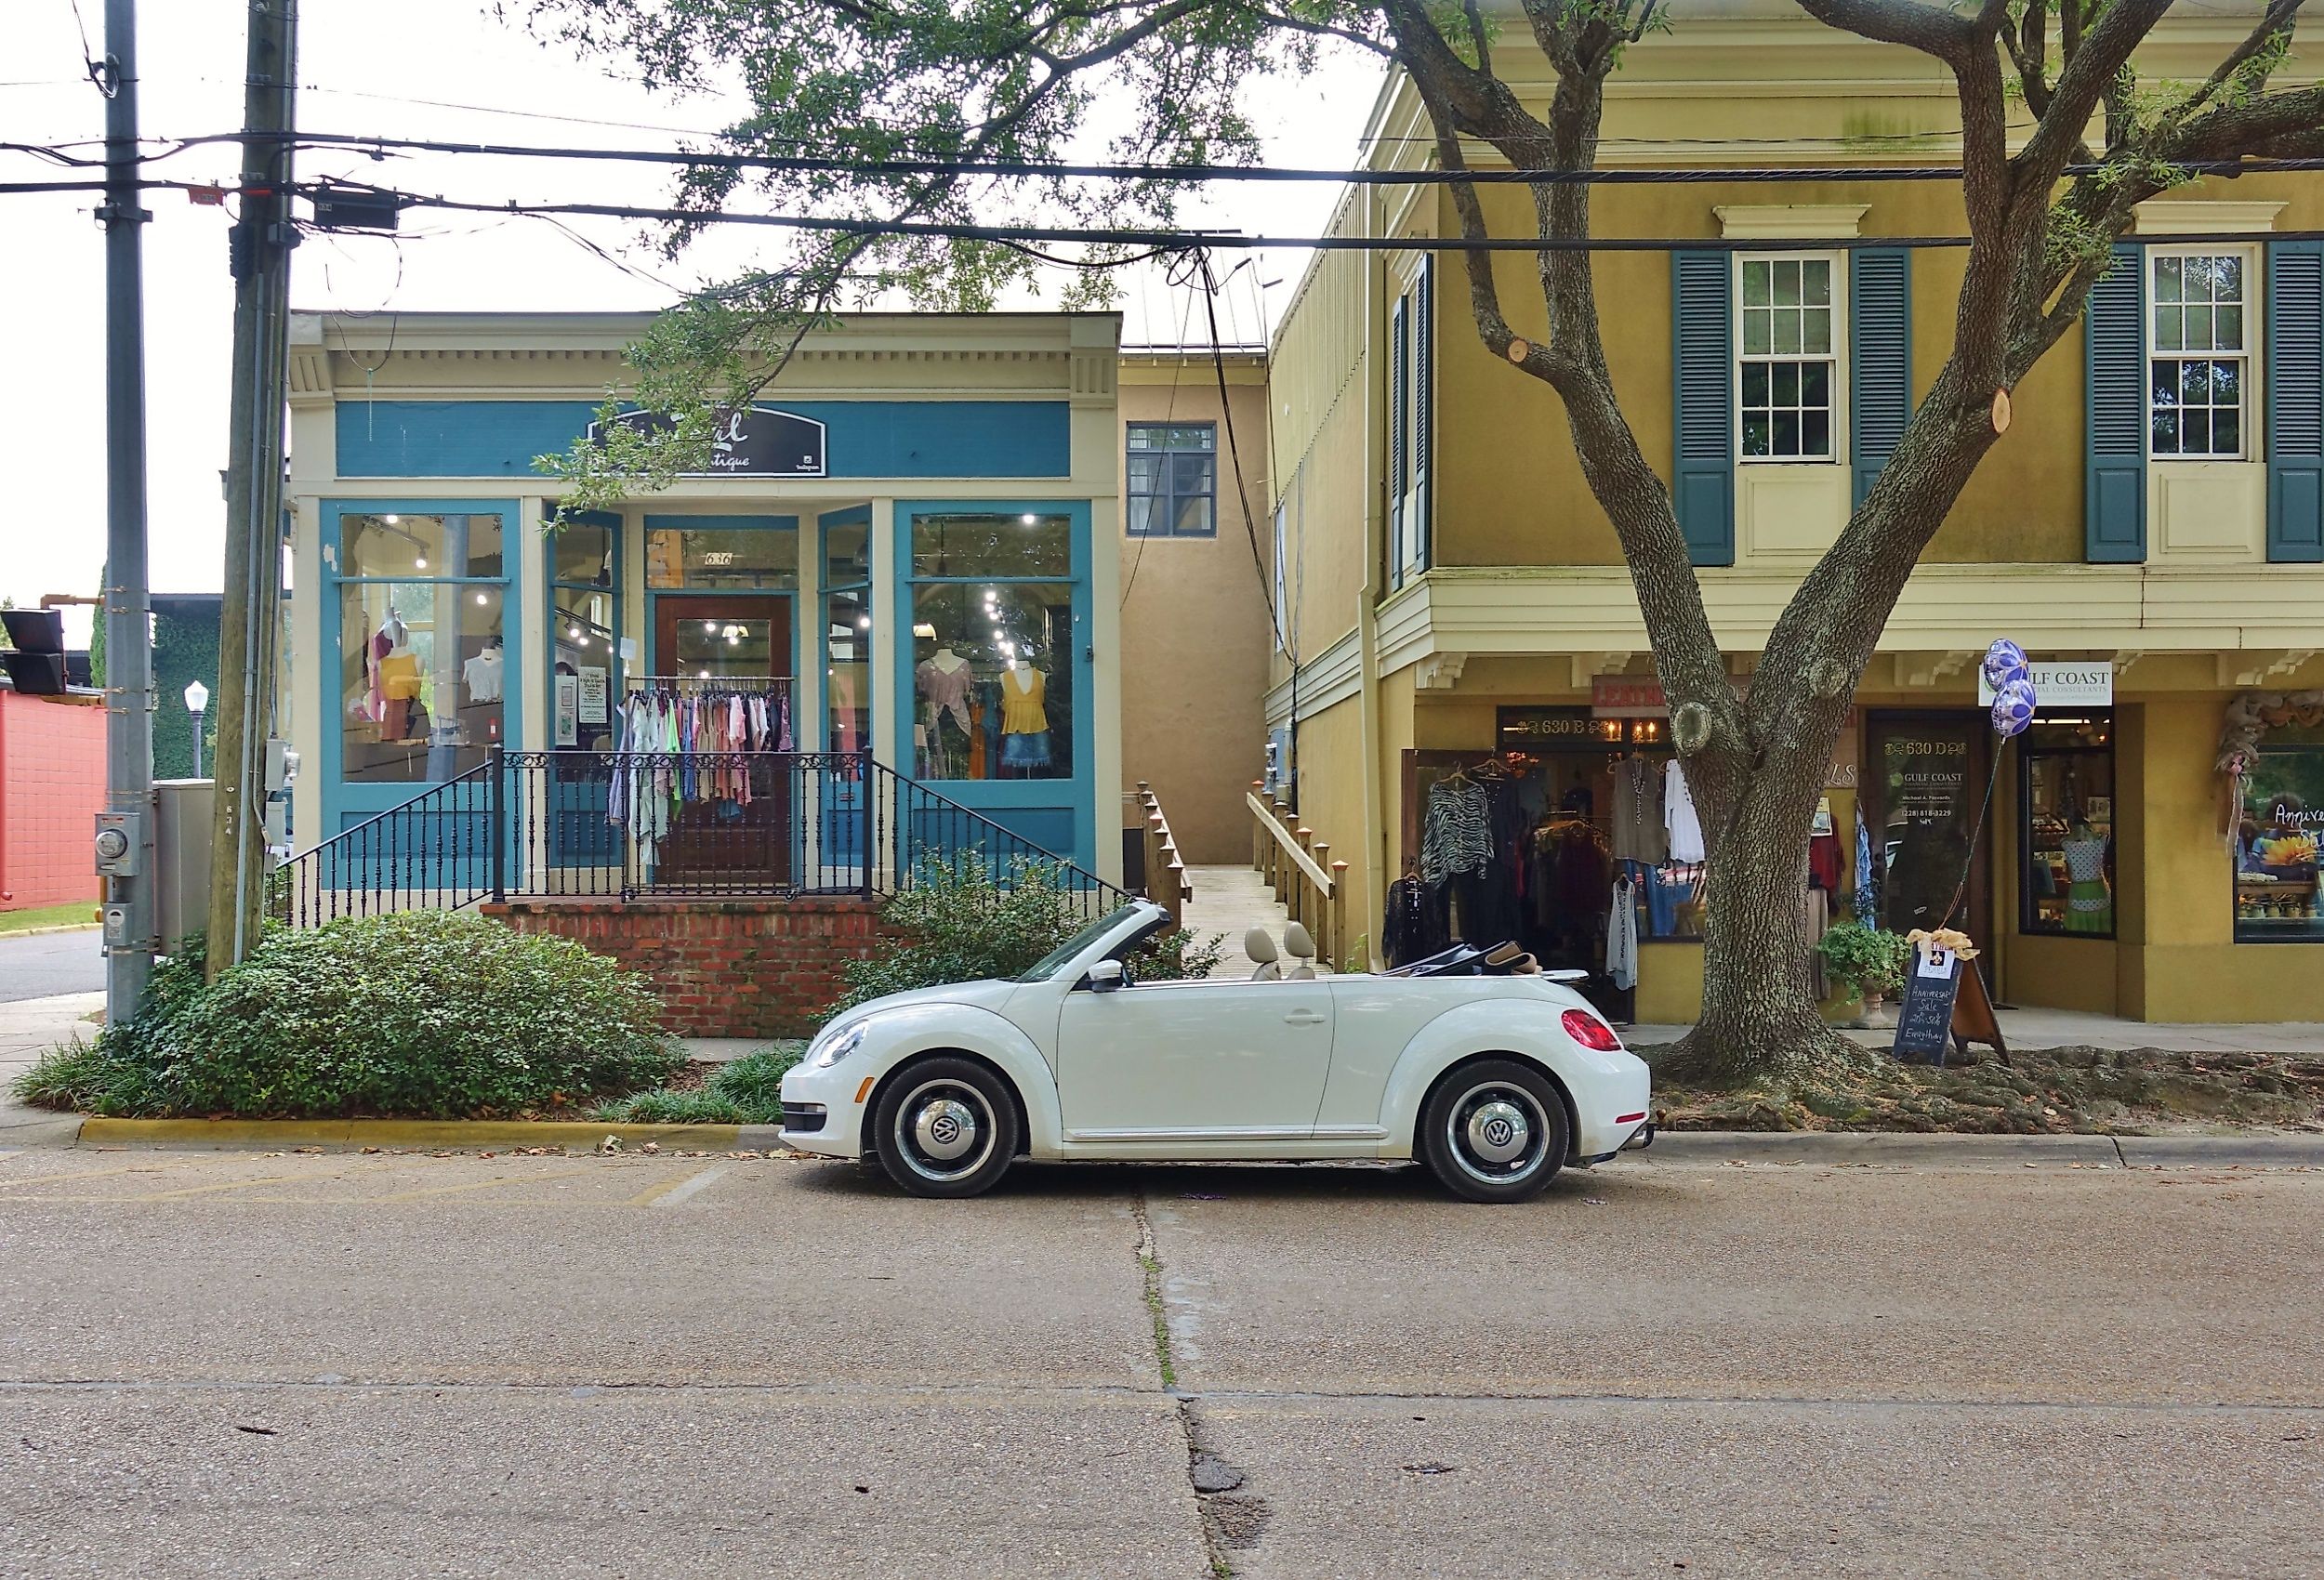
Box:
1736 255 1841 462
1127 423 1217 537
2148 249 2251 459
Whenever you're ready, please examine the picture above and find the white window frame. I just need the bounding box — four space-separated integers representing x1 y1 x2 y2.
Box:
2145 242 2260 464
1732 250 1848 466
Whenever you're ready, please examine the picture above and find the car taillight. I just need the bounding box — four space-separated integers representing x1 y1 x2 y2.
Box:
1561 1007 1623 1052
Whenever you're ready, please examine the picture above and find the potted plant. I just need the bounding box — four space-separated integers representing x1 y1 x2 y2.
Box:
1816 922 1913 1027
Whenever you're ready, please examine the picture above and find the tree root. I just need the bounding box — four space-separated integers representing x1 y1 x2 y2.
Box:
1654 1017 1882 1088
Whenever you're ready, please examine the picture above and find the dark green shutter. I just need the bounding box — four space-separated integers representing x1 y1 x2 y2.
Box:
1671 250 1734 566
1389 292 1408 586
1850 249 1911 507
2268 240 2324 562
2084 242 2146 562
1413 257 1433 571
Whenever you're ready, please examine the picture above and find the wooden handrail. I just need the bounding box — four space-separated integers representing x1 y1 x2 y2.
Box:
1248 790 1332 895
1245 786 1353 968
1133 781 1192 927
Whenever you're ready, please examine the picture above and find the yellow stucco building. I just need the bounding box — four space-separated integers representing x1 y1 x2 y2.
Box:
1264 6 2324 1023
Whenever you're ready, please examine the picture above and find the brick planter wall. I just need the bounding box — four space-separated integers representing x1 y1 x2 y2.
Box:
482 897 904 1038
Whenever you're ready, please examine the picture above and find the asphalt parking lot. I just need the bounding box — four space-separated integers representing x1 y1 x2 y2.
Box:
2 1145 2318 1577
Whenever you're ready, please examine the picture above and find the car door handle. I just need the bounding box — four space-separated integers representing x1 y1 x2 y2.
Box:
1282 1010 1327 1026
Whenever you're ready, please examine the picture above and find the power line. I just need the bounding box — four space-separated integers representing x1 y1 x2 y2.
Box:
232 128 2324 189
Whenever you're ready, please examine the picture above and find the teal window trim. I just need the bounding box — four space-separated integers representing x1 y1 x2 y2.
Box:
319 497 522 837
892 500 1096 866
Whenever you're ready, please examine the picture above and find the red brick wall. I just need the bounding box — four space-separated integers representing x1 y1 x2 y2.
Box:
481 896 905 1037
0 691 106 913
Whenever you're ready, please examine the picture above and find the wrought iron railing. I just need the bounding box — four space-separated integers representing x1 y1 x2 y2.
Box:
270 748 1135 927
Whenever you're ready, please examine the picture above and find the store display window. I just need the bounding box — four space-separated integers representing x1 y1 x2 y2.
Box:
645 519 799 589
548 514 620 753
907 512 1076 783
825 516 871 757
2020 716 2114 938
2236 724 2324 942
336 511 507 784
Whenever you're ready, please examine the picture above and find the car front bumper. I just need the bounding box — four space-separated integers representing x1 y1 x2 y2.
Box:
778 1062 865 1161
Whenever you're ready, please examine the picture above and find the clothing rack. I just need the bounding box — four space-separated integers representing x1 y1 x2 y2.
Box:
626 674 793 690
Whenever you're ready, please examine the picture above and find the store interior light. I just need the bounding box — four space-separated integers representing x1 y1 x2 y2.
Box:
414 556 428 570
912 622 937 639
857 615 870 629
383 513 400 524
1021 513 1037 525
704 621 719 634
474 592 488 605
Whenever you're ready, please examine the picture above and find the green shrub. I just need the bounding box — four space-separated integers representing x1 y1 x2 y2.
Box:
589 1044 804 1126
12 913 681 1119
12 1038 170 1117
833 857 1221 1014
1815 922 1915 997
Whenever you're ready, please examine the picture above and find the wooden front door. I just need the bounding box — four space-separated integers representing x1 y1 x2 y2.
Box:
652 596 794 887
1866 712 1991 945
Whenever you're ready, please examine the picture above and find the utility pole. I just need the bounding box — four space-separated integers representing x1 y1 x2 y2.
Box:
208 0 297 977
96 0 155 1023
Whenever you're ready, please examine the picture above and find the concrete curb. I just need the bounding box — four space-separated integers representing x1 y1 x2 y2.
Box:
1642 1130 2324 1168
70 1117 793 1153
0 922 102 941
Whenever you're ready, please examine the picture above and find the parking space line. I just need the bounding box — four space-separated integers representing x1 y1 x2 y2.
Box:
0 1161 192 1191
627 1164 729 1207
138 1174 298 1201
375 1168 593 1203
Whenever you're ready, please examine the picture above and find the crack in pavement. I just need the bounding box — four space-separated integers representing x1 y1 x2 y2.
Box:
1135 1188 1259 1577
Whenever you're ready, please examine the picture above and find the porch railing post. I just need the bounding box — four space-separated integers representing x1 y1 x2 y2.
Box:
859 747 877 898
488 745 507 905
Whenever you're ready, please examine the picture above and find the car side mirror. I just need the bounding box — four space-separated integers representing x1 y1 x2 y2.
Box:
1085 960 1125 994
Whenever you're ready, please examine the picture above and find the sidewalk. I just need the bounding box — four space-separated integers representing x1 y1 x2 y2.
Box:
1629 1007 2324 1056
0 990 102 1149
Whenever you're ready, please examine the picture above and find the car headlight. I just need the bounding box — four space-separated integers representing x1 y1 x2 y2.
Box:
808 1023 866 1070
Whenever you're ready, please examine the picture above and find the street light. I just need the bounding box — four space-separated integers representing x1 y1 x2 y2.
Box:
183 679 209 778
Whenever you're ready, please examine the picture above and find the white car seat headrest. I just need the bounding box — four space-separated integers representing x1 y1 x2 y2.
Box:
1244 928 1279 963
1283 922 1316 960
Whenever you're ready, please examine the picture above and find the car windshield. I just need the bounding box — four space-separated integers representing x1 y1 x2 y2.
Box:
1012 905 1145 983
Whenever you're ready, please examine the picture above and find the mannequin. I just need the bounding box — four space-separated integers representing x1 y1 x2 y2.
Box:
916 645 977 778
999 659 1050 774
463 638 505 704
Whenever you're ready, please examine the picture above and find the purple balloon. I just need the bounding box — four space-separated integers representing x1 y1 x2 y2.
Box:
1990 676 2037 738
1982 639 2029 693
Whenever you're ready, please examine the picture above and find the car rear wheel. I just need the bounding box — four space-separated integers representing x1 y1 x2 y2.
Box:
870 1057 1020 1199
1418 1059 1568 1204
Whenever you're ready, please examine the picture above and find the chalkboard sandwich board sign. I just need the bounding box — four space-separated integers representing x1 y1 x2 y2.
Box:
1892 942 1967 1064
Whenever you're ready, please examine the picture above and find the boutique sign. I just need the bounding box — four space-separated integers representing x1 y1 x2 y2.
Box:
1977 660 2112 709
588 406 828 478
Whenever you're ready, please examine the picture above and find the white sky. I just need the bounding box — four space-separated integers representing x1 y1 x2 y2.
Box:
3 2 1383 640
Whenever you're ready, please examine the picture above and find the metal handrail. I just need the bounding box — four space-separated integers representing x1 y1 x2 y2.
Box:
268 746 1138 928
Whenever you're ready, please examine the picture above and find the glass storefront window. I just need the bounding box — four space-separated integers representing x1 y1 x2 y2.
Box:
645 523 799 589
2020 717 2114 938
826 588 871 756
2236 727 2324 942
825 520 870 586
553 520 614 586
909 582 1075 781
911 512 1071 577
338 579 504 783
343 512 503 579
553 589 618 750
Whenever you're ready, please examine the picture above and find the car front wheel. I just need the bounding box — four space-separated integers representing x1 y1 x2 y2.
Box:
1418 1059 1569 1204
870 1057 1020 1199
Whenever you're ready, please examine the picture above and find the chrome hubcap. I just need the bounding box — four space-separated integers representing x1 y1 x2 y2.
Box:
893 1078 998 1183
1465 1100 1529 1164
914 1099 978 1162
1446 1081 1549 1185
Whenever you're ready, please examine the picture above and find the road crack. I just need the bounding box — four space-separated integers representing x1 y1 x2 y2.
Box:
1134 1189 1267 1576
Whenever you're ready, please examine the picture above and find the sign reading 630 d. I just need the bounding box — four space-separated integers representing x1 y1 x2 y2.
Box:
588 406 828 478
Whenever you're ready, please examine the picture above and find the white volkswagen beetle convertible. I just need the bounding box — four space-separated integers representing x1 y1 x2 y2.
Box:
779 901 1654 1202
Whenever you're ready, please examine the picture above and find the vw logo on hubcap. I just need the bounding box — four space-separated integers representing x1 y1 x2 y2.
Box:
913 1098 980 1163
1464 1099 1531 1165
